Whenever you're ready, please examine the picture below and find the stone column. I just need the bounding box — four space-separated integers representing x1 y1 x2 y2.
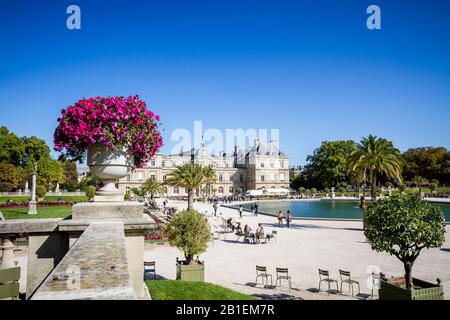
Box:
28 171 37 215
0 238 15 269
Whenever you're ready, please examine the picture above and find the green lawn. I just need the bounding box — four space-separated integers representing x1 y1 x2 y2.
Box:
0 196 88 203
146 281 258 300
1 206 72 219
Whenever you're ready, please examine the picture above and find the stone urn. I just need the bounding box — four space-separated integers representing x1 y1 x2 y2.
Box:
87 143 134 202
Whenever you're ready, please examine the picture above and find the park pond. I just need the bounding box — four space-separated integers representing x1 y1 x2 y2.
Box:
236 200 450 222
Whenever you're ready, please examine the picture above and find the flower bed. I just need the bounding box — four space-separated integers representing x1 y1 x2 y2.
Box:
0 201 77 209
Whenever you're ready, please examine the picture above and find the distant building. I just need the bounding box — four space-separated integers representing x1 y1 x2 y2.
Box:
77 165 90 182
118 140 290 197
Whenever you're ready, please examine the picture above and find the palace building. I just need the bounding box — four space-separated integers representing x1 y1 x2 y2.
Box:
118 139 290 197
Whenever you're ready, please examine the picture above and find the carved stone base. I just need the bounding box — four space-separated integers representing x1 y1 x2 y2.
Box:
28 201 37 215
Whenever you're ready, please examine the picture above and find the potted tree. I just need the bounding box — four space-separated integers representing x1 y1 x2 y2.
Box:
365 195 446 300
54 95 163 201
165 210 211 282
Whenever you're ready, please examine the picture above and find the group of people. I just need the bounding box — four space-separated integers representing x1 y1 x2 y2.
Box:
243 223 265 244
277 210 292 228
207 195 245 204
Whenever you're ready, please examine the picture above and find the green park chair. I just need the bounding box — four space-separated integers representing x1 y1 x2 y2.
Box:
318 269 339 295
256 266 273 287
339 269 360 297
276 268 292 292
0 267 21 300
144 261 157 280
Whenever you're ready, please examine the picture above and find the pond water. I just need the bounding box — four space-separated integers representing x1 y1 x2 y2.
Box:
237 200 450 222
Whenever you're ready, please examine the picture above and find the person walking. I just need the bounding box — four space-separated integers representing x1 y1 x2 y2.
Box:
213 202 219 217
277 210 283 227
285 210 291 228
254 203 259 216
238 205 243 219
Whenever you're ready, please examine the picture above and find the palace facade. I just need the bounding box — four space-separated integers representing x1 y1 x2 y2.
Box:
118 140 290 197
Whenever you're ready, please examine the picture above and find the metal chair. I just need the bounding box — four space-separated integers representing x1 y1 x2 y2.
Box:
0 267 21 300
339 269 360 297
371 272 382 299
318 269 339 295
144 261 157 280
256 266 273 286
276 268 292 292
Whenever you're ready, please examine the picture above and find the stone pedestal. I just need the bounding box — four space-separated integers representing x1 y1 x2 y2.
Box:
0 238 15 269
71 201 143 220
27 201 37 215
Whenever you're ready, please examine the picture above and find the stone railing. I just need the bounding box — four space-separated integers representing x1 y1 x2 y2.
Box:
0 202 155 300
32 222 136 300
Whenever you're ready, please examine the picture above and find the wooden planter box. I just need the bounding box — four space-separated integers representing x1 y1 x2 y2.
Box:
176 260 205 282
379 277 444 300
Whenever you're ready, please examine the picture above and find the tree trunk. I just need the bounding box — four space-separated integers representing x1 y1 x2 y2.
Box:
404 260 414 290
187 189 194 211
185 253 194 265
371 172 377 201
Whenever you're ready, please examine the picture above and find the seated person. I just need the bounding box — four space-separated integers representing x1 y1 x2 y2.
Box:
255 223 265 243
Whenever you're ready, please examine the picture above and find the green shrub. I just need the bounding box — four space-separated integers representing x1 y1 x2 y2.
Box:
85 186 96 200
124 192 131 201
399 184 406 192
36 185 47 198
0 182 13 192
165 210 211 265
430 183 438 192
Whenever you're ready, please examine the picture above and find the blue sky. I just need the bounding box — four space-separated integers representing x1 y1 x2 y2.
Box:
0 0 449 165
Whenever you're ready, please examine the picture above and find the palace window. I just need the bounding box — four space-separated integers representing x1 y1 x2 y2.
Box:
270 162 274 168
280 173 285 181
240 174 244 182
150 174 156 180
151 160 156 167
261 175 265 182
219 174 223 182
137 172 143 181
174 187 179 194
229 186 234 193
280 161 284 168
218 186 224 194
163 175 167 181
260 162 265 168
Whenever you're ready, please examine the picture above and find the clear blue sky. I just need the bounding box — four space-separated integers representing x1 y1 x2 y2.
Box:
1 0 449 165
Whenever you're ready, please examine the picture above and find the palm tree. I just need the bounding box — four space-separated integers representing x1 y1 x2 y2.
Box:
164 163 217 210
349 135 403 201
140 177 164 199
411 176 428 196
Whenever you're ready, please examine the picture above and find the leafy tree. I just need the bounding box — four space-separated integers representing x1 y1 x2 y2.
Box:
311 188 317 194
62 161 79 191
403 147 450 185
20 136 51 169
411 176 428 195
165 210 211 265
0 126 24 166
140 177 164 199
298 187 306 194
85 186 96 200
349 135 403 200
235 187 244 194
365 195 446 289
164 163 217 210
0 163 21 188
304 140 357 189
37 158 64 188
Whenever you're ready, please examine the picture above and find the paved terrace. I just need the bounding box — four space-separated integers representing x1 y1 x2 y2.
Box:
145 200 450 300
